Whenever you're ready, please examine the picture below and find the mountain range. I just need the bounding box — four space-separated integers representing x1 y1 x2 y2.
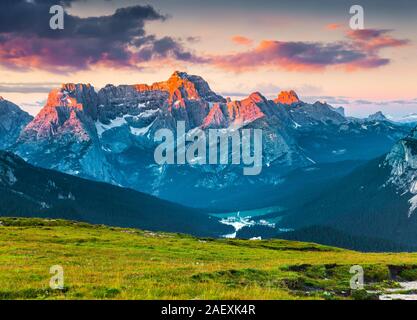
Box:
4 71 410 209
0 71 416 251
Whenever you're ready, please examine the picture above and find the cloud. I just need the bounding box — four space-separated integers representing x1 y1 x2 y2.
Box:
346 29 409 51
218 91 249 98
0 0 199 71
304 97 417 109
354 99 374 105
135 36 205 63
304 96 351 105
210 40 365 72
325 23 343 30
185 36 201 43
209 29 409 72
0 82 61 93
0 2 409 75
354 99 417 106
231 36 254 46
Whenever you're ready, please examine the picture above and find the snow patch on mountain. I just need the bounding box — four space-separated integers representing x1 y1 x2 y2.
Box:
0 167 17 186
130 119 156 136
292 120 301 128
96 116 128 137
409 194 417 217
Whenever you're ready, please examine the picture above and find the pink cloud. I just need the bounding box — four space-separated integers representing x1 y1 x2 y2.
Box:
210 29 409 73
325 23 343 30
346 29 410 51
231 36 254 46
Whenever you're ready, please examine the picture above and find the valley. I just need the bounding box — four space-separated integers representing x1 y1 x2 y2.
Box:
210 206 286 238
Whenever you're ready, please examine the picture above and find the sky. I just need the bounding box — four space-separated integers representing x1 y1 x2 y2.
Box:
0 0 416 118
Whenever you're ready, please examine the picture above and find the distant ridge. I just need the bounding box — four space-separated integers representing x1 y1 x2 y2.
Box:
0 151 231 237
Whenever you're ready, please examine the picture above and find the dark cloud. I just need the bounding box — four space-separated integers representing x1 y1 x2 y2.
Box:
0 0 79 36
185 36 201 43
136 36 205 63
0 0 198 71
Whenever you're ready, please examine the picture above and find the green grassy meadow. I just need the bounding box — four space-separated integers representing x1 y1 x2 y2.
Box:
1 217 417 300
